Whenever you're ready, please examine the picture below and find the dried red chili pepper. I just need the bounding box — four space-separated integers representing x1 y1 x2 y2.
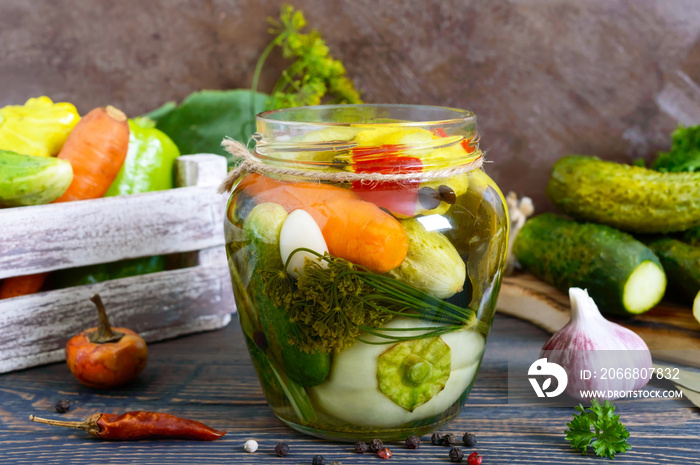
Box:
29 411 226 441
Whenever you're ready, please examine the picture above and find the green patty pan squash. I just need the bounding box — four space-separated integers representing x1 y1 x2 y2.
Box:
0 149 73 207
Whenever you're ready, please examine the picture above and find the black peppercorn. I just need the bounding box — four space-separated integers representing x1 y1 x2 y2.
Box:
443 433 458 447
312 455 325 465
54 399 70 414
463 432 477 447
449 447 464 462
274 442 289 457
431 432 444 445
354 441 368 454
369 438 384 453
406 435 421 449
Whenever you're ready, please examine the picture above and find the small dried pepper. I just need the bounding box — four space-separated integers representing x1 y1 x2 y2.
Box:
29 411 226 441
65 294 148 389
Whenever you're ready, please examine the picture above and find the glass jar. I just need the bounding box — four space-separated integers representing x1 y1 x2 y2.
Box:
224 104 508 441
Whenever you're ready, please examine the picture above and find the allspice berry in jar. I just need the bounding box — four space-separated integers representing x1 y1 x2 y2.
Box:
223 104 509 441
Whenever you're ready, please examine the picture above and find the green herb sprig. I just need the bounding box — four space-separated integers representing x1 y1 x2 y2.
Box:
261 248 480 354
252 4 362 109
565 399 631 459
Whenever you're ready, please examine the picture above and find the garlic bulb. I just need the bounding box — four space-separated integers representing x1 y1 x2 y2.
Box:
541 288 652 401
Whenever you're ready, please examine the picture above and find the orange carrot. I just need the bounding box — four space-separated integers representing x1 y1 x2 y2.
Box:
53 105 129 202
237 173 408 273
0 273 49 299
9 106 130 298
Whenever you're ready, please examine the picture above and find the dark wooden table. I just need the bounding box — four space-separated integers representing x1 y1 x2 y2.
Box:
1 314 698 464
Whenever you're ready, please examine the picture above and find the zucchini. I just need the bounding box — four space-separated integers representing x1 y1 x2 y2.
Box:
694 292 700 326
514 213 666 315
646 238 700 303
0 149 73 207
244 203 331 387
547 155 700 233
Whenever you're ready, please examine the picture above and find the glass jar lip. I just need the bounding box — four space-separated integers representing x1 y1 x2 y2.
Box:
257 103 476 127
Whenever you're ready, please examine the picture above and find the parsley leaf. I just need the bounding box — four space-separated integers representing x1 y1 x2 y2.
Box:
565 399 631 459
652 125 700 173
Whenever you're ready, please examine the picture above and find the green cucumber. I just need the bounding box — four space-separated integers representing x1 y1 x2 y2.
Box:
547 155 700 233
646 238 700 303
682 226 700 247
244 203 331 387
0 149 73 207
514 213 666 315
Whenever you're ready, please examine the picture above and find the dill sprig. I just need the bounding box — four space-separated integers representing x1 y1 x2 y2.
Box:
252 4 362 109
260 248 479 353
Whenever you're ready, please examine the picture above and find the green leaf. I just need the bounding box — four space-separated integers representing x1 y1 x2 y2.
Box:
145 90 269 166
652 125 700 173
565 400 631 459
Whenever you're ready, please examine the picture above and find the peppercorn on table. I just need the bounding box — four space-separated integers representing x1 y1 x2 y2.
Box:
0 314 698 464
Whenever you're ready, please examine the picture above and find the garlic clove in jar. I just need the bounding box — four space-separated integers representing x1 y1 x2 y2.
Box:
279 209 329 278
541 288 652 401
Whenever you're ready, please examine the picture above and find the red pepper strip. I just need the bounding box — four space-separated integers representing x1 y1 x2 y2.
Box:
29 412 226 441
433 127 475 154
350 144 423 217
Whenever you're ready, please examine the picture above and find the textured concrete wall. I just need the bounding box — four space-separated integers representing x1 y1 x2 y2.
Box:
2 0 700 208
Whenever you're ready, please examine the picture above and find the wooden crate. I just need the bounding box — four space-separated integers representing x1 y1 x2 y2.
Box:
0 154 235 373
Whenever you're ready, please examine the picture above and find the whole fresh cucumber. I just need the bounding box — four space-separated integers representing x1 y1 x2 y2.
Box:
0 149 73 207
514 213 666 315
244 203 331 387
646 238 700 303
682 226 700 247
547 155 700 233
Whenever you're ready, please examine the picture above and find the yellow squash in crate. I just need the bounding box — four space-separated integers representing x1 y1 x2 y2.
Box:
0 96 80 157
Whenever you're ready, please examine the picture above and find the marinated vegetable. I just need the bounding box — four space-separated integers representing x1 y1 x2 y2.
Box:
547 155 700 233
387 218 466 299
514 213 666 315
309 317 485 427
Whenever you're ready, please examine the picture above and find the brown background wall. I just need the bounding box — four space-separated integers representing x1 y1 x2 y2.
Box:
3 0 700 209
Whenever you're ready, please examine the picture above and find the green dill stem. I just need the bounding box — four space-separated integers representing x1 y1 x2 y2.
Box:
252 35 283 93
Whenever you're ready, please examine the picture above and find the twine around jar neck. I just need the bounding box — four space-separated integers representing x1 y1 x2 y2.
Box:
218 137 485 194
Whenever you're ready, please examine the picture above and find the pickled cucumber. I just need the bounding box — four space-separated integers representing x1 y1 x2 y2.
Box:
244 203 331 387
547 155 700 233
514 213 666 315
646 238 700 303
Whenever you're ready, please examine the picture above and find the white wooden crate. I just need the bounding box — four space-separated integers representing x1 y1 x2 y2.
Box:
0 154 235 373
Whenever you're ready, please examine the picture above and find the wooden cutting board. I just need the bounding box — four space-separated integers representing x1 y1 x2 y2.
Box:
497 273 700 367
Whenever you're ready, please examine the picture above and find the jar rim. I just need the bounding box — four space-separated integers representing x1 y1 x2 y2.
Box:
257 104 476 127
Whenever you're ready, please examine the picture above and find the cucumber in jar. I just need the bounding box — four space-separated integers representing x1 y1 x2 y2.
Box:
243 203 331 387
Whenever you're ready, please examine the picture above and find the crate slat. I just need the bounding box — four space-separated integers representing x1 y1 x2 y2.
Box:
0 154 228 279
0 244 234 373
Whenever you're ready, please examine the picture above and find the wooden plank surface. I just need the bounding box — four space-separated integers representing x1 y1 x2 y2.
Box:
0 314 697 464
498 273 700 367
